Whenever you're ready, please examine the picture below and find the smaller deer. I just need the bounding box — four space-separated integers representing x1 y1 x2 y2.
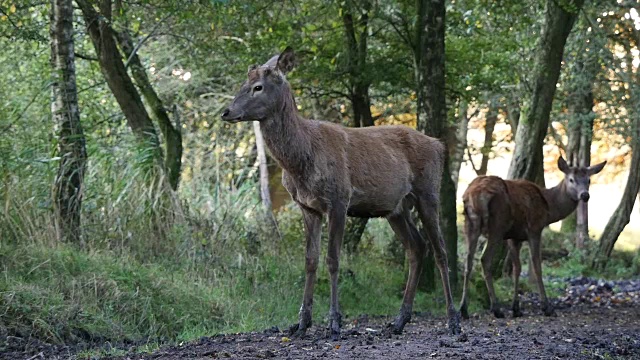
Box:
459 157 606 319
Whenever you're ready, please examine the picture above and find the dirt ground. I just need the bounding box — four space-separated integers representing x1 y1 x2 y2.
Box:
102 303 640 360
4 282 640 360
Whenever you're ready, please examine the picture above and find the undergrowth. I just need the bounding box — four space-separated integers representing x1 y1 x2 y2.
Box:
1 150 639 356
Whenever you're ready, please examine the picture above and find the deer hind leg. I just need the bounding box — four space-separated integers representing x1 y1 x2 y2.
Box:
416 197 461 335
326 204 347 341
528 232 555 317
460 211 481 320
387 207 426 334
480 232 505 318
508 239 523 317
289 207 322 338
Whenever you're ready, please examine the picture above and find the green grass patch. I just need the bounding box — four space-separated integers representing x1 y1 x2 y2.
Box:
0 243 222 346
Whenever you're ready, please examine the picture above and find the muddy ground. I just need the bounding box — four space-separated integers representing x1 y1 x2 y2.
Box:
4 278 640 360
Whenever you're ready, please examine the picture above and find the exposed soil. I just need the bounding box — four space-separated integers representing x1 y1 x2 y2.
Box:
3 279 640 360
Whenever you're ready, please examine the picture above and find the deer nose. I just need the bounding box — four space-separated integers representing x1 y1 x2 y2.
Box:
580 192 590 202
221 108 230 119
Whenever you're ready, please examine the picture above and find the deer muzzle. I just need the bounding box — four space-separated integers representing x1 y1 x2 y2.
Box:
579 192 590 202
221 108 243 123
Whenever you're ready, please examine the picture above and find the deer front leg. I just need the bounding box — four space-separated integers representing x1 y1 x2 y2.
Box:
289 207 322 338
528 233 555 317
326 205 347 341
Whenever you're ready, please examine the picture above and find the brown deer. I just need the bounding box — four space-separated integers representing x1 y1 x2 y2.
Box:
459 157 606 319
221 47 461 339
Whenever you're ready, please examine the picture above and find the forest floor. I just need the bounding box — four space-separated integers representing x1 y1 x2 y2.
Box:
3 278 640 360
98 306 639 360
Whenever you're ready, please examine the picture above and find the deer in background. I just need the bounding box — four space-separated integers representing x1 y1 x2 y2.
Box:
459 157 606 319
221 47 461 339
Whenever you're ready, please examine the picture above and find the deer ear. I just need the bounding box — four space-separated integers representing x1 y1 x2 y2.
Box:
558 156 570 174
262 55 279 68
587 161 606 176
276 46 295 75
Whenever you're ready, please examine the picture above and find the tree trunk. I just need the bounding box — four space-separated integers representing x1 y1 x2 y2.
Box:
253 122 272 210
115 29 183 190
415 0 457 289
507 0 584 182
77 0 163 169
449 100 469 189
596 118 640 263
504 96 521 139
497 0 584 279
478 99 498 176
50 0 87 244
341 1 372 254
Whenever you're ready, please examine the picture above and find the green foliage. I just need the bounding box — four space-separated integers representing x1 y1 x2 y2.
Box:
0 243 222 345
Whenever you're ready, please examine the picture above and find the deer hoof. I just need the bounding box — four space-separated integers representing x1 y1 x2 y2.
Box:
512 302 523 317
329 320 341 341
542 304 556 317
492 308 505 319
448 311 462 335
460 305 470 320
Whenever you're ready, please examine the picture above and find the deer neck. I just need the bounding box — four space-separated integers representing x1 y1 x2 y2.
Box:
259 86 314 176
542 179 579 224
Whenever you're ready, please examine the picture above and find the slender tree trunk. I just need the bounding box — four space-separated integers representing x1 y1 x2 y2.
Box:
77 0 163 169
507 0 585 182
478 99 498 176
253 122 272 210
341 1 372 253
450 100 469 189
415 0 457 289
50 0 87 244
505 96 521 139
115 29 183 190
496 0 584 278
596 117 640 263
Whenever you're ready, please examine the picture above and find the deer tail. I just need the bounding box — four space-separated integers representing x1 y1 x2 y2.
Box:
464 191 493 235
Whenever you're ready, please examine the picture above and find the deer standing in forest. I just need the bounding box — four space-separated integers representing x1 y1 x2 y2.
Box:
459 157 606 319
221 47 461 339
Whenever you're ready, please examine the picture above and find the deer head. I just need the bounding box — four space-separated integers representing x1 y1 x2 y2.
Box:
558 156 606 202
221 47 296 123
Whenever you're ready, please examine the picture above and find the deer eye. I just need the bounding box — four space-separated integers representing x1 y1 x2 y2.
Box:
253 85 263 92
569 178 574 183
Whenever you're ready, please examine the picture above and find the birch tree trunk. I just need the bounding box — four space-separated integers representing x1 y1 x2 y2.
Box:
50 0 87 244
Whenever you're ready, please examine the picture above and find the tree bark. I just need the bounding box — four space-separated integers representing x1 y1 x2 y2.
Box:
115 29 183 190
596 118 640 262
478 99 498 176
415 0 457 289
341 1 372 254
449 100 469 189
561 60 595 247
507 0 585 182
342 1 374 128
50 0 87 244
253 122 272 211
496 0 584 279
77 0 163 168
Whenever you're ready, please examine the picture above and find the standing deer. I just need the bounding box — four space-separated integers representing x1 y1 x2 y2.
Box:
459 157 606 319
221 47 461 339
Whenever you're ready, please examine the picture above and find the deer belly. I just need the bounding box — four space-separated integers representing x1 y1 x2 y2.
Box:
347 190 406 218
